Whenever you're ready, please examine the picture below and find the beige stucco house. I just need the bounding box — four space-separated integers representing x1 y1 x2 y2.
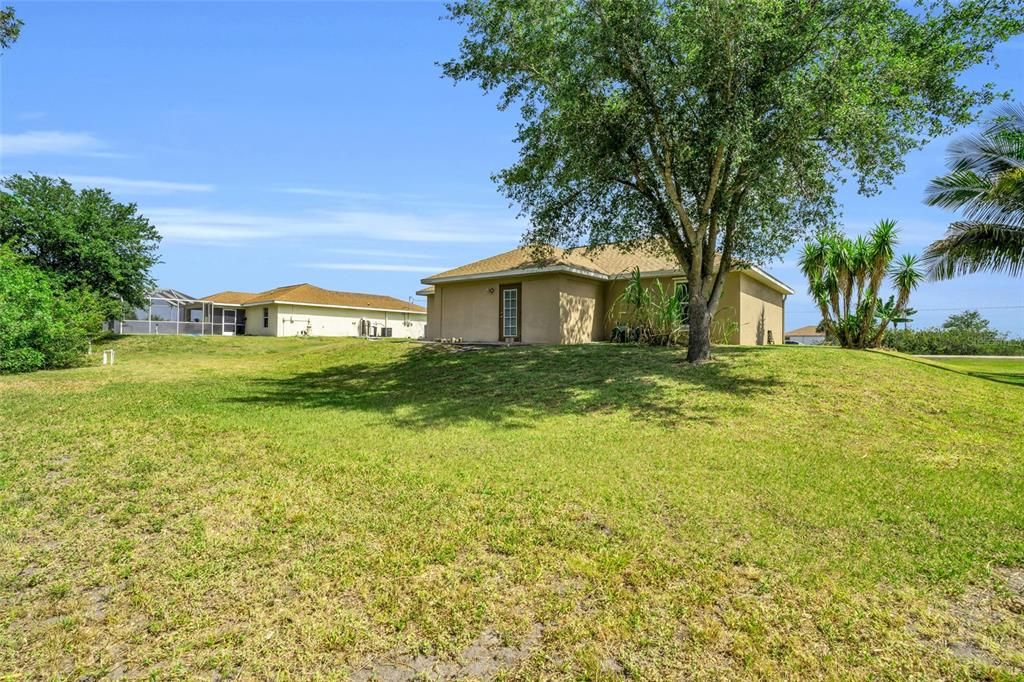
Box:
419 243 793 345
197 283 427 338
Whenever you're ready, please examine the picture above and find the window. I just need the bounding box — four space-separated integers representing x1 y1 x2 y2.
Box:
673 280 690 325
262 307 269 328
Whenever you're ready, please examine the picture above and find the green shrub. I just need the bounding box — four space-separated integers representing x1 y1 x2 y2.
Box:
883 311 1024 356
0 247 104 373
884 328 1024 356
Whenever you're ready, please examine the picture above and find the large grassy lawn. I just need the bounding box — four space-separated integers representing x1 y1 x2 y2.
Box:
2 337 1023 679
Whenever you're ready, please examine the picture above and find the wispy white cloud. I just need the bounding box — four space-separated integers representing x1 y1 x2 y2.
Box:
1 130 105 156
319 210 519 244
277 187 388 201
144 208 279 243
146 207 521 246
303 263 452 273
64 175 215 194
328 247 433 259
275 186 507 212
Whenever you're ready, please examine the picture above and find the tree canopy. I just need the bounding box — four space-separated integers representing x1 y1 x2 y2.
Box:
443 0 1024 361
0 5 20 50
0 174 162 314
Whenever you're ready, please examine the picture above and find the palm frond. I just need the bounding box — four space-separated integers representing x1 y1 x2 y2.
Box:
923 221 1024 280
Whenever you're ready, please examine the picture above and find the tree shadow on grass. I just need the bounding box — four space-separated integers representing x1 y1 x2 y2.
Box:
961 370 1024 387
230 344 781 429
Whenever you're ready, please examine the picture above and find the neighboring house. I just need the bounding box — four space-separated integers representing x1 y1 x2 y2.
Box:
198 284 427 338
111 283 426 338
419 242 793 345
784 325 826 345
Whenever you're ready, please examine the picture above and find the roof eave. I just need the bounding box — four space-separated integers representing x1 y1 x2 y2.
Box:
422 264 609 285
420 262 794 295
746 266 796 295
240 299 426 315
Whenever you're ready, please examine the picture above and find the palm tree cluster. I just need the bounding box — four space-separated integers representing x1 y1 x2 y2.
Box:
924 104 1024 280
799 220 923 349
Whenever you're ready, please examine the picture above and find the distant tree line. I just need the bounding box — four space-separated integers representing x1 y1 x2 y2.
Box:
884 310 1024 356
1 175 161 373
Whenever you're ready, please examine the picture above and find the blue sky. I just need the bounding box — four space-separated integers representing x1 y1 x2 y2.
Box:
2 2 1022 335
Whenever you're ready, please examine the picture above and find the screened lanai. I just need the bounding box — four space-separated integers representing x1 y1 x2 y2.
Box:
108 288 246 336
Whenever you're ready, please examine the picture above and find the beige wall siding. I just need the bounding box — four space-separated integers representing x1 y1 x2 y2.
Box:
243 304 278 336
520 277 561 343
559 275 605 343
425 293 440 339
428 275 562 343
737 274 785 345
424 269 786 346
713 272 743 344
241 303 425 338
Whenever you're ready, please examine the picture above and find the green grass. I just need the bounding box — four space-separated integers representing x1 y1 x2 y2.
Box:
927 356 1024 387
2 336 1023 679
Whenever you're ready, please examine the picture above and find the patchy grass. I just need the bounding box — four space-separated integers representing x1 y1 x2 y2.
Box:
1 336 1023 679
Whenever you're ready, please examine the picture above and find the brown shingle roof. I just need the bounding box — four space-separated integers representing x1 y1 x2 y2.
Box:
786 325 824 337
422 240 794 294
423 240 689 282
424 246 607 281
567 240 685 276
201 291 256 305
201 283 425 313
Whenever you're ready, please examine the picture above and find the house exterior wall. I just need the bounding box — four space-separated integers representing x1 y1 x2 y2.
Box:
425 292 441 339
242 304 279 336
424 269 786 345
737 274 785 345
714 272 743 344
240 303 425 338
428 275 562 343
559 275 605 344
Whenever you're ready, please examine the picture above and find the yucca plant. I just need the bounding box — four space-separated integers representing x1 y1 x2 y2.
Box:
799 221 923 349
609 267 687 346
923 103 1024 279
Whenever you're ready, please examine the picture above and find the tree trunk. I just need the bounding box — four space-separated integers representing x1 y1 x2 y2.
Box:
686 295 713 363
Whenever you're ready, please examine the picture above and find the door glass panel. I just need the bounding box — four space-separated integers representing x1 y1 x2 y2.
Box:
503 288 518 337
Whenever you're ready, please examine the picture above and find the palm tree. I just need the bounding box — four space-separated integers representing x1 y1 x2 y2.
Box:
923 103 1024 279
799 221 923 349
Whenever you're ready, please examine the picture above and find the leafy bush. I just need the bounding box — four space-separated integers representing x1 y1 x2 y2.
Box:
883 310 1024 356
0 248 105 373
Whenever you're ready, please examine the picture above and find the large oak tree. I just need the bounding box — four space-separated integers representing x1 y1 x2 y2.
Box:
0 174 161 315
443 0 1024 362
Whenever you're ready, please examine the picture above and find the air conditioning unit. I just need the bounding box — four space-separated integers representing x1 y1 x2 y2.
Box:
382 327 393 338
